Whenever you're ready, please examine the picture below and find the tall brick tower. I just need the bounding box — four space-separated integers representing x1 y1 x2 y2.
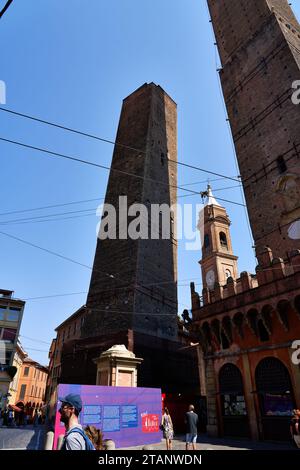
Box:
82 82 178 340
208 0 300 258
60 84 198 398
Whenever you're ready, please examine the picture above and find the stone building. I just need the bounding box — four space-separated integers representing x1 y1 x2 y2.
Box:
208 0 300 257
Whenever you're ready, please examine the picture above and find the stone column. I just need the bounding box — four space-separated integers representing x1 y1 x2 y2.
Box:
242 353 259 440
205 356 218 437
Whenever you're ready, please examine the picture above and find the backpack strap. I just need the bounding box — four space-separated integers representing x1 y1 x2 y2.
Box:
67 427 95 450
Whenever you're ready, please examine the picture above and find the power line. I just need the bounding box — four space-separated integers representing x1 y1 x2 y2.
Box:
0 0 13 19
0 135 245 207
0 197 105 217
19 335 51 345
0 106 241 184
0 230 189 309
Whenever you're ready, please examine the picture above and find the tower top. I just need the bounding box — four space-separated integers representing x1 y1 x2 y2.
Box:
204 185 221 207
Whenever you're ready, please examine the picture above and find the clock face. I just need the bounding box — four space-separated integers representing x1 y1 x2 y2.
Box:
206 269 215 289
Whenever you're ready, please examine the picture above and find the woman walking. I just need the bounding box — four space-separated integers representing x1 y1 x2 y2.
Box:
161 407 174 450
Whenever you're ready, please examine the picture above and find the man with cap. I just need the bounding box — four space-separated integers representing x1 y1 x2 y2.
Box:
59 393 94 450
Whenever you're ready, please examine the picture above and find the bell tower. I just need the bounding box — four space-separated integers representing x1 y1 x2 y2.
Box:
199 186 238 291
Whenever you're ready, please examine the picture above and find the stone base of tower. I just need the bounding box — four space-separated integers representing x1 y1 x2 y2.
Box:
60 329 199 395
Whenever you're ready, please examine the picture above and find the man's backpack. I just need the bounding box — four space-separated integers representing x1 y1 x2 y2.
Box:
68 427 96 450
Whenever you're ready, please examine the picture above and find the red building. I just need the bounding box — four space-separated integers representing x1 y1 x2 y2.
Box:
189 189 300 441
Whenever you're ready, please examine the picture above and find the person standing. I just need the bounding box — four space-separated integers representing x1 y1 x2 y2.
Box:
59 393 95 450
185 404 198 451
161 408 174 450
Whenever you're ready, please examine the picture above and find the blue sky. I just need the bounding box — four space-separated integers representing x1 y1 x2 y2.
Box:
1 0 300 365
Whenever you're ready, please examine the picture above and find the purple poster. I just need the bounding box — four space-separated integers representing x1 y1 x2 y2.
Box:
54 384 162 449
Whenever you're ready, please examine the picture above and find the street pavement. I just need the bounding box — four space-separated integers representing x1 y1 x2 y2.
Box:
0 425 45 450
120 434 295 451
0 426 295 450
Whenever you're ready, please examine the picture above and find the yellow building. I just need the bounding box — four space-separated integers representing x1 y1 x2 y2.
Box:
7 342 27 406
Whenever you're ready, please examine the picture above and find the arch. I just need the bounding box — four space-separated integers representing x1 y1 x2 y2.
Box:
247 309 259 336
255 357 295 440
233 313 245 339
219 363 249 437
219 231 228 248
201 322 212 348
219 363 244 394
257 319 270 342
260 305 273 335
277 299 293 331
222 316 233 343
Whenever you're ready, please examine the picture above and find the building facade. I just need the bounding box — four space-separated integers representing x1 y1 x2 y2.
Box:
190 189 300 441
0 289 25 410
7 342 27 407
208 0 300 257
16 357 48 415
46 305 86 418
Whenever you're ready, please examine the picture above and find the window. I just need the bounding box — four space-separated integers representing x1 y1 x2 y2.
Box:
31 385 34 396
7 308 20 322
73 322 76 335
220 232 228 248
0 306 6 320
4 350 12 365
23 367 29 377
225 269 231 279
19 384 27 400
2 328 17 343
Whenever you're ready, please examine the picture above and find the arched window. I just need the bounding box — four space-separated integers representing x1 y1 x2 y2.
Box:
255 357 295 431
219 364 249 437
220 232 228 248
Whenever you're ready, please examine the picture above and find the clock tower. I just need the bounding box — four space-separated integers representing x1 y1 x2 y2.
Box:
198 186 238 291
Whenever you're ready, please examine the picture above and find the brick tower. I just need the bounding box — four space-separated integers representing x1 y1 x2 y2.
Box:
208 0 300 258
82 82 178 339
60 84 198 400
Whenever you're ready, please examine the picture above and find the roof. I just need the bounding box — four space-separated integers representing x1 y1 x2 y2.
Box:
55 305 86 331
204 185 221 207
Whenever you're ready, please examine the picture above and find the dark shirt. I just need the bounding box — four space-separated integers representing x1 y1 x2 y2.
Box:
185 411 198 434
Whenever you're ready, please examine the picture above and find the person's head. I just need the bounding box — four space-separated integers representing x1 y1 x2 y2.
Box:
84 425 103 450
58 393 82 425
188 404 194 412
164 407 170 415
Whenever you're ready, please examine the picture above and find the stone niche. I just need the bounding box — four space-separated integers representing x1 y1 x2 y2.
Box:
93 345 143 387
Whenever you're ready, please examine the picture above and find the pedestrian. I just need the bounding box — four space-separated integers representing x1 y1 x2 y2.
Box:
7 408 14 426
58 393 95 450
84 425 104 450
161 407 174 450
185 404 198 451
290 409 300 448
